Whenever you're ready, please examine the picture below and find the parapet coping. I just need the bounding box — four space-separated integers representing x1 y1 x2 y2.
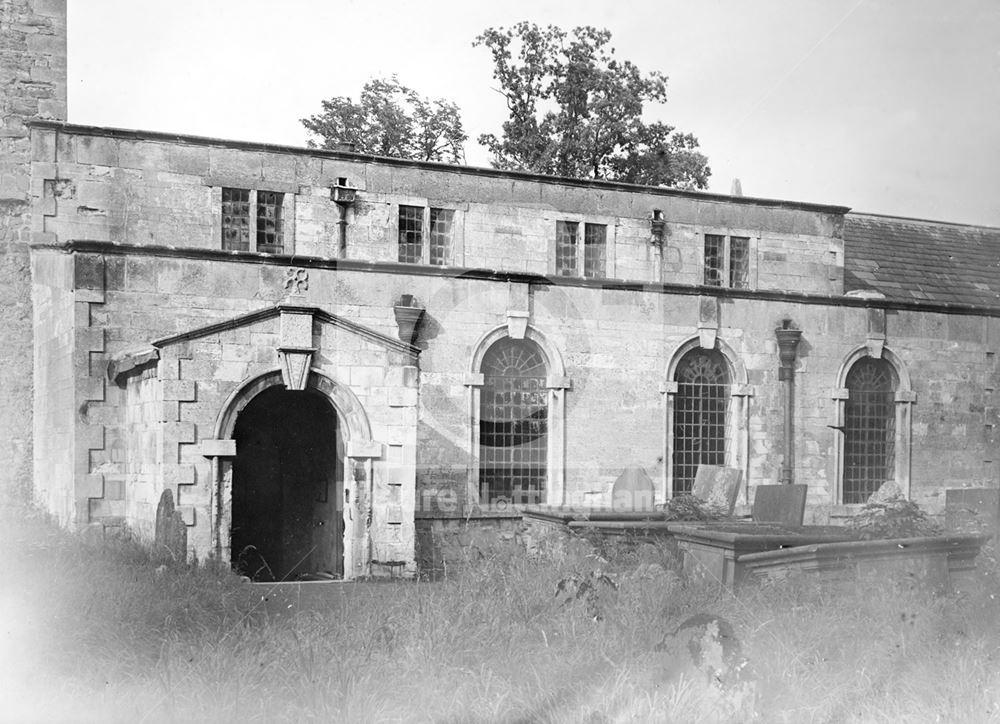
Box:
28 120 852 216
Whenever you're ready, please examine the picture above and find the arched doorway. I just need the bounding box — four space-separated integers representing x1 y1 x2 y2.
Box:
230 386 344 581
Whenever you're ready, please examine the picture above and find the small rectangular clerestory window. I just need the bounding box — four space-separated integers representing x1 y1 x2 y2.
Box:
429 208 454 265
583 223 607 278
398 205 424 263
222 188 252 251
729 236 750 289
555 220 579 276
704 234 752 289
256 191 285 254
221 188 287 254
704 234 725 286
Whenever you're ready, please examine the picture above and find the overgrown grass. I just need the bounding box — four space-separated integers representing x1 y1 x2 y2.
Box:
4 506 1000 723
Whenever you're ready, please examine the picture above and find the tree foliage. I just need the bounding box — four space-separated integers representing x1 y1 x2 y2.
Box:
301 76 467 164
474 23 710 189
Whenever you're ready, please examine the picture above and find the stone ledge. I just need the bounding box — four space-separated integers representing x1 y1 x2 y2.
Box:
198 439 236 457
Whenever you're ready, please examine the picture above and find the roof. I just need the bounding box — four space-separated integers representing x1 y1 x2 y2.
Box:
844 213 1000 308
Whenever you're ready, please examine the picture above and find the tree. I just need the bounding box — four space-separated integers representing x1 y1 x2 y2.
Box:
301 76 467 164
474 23 710 189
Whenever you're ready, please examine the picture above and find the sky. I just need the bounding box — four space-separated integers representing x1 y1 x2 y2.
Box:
66 0 1000 226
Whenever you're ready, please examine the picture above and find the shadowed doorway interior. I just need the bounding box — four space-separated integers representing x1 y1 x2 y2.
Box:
231 386 343 581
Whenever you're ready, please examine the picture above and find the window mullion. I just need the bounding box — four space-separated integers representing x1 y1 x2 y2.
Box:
422 207 431 265
249 190 259 253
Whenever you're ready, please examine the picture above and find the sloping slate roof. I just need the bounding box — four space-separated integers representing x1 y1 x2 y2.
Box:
844 213 1000 307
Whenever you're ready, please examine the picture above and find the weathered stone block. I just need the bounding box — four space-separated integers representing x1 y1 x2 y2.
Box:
73 254 104 291
198 439 236 457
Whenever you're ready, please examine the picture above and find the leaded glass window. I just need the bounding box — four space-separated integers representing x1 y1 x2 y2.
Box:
222 188 288 253
843 358 897 504
222 188 251 251
429 208 453 265
584 223 606 278
398 205 423 263
479 339 548 505
672 349 730 495
256 191 284 254
729 236 750 289
704 234 752 289
555 221 578 276
704 234 725 286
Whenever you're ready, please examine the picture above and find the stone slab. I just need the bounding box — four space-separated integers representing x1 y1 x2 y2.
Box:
691 466 742 514
751 484 808 526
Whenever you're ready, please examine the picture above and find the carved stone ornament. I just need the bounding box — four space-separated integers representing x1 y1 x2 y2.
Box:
393 295 424 345
284 268 309 295
506 311 529 340
278 346 315 391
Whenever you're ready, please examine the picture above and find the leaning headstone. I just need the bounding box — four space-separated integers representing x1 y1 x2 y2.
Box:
691 466 743 515
154 489 187 564
752 484 808 526
611 466 656 511
946 488 1000 539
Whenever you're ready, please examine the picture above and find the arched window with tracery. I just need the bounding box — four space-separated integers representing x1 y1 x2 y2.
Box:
479 338 548 504
672 348 731 494
843 357 898 503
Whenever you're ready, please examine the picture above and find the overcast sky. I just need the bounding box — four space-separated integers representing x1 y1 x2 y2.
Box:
67 0 1000 226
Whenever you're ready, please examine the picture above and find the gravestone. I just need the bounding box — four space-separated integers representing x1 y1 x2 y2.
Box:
752 484 808 526
691 466 743 515
154 489 187 564
945 488 1000 538
611 466 656 511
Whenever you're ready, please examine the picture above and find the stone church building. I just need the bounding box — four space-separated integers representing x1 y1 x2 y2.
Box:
3 0 1000 578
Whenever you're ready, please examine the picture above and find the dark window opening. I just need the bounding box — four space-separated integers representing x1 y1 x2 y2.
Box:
479 338 548 505
398 205 423 263
843 357 897 504
672 348 730 495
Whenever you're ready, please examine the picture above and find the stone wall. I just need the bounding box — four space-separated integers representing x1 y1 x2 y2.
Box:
0 0 65 501
31 124 845 297
121 368 163 540
44 243 999 533
30 247 73 521
17 80 1000 560
64 251 421 572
